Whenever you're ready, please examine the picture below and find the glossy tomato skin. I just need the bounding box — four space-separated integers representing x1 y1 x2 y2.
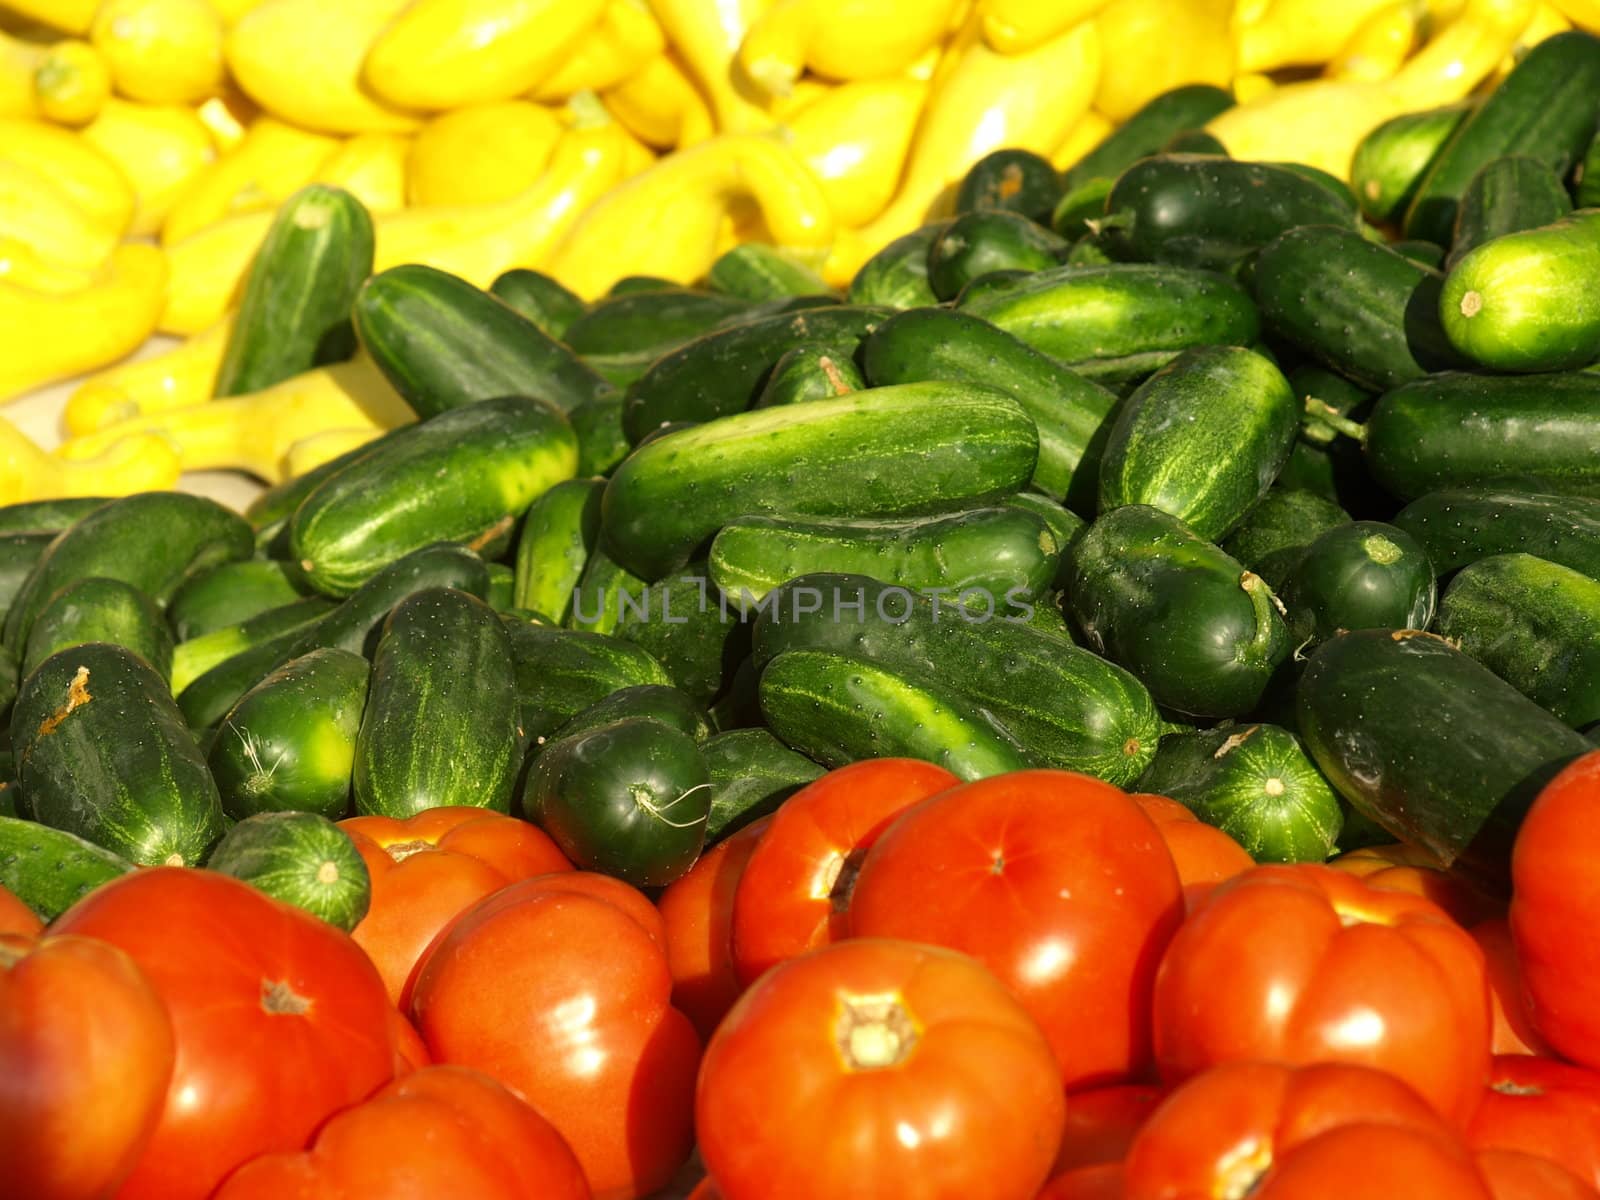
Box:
1131 793 1253 910
1476 1149 1600 1200
1152 864 1492 1124
340 806 571 1007
1467 1056 1600 1188
1470 919 1550 1057
729 758 958 986
1122 1061 1489 1200
410 872 698 1200
1053 1083 1167 1173
1330 842 1505 927
1038 1163 1126 1200
848 769 1185 1087
0 932 174 1200
212 1065 590 1200
51 868 397 1200
390 1007 431 1076
1511 751 1600 1068
0 882 41 935
697 937 1066 1200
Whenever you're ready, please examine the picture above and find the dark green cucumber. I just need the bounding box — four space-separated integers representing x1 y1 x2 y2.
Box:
956 147 1062 223
299 541 489 658
0 532 50 626
621 304 890 442
1281 364 1378 512
1351 102 1474 224
209 646 369 820
1578 127 1600 207
708 506 1059 609
602 383 1038 581
1436 553 1600 729
1097 345 1299 541
1004 492 1086 576
1060 83 1235 192
1066 505 1290 717
707 243 831 301
1393 488 1600 579
0 643 14 718
12 642 227 865
171 595 334 695
926 210 1067 302
758 647 1032 781
1100 156 1359 273
1281 521 1436 646
0 497 108 536
352 588 520 818
702 727 823 842
1137 723 1342 862
750 572 1161 786
608 274 680 295
513 478 603 624
214 184 374 397
488 268 586 340
353 264 614 416
503 619 672 744
289 396 577 596
205 810 370 931
168 560 310 641
566 392 631 477
175 602 336 728
244 436 377 553
484 564 514 611
955 262 1260 386
0 814 133 919
846 222 946 309
1163 128 1227 155
1405 31 1600 244
1221 486 1351 590
1392 240 1447 268
549 683 710 744
1251 224 1461 391
612 567 751 704
1446 156 1571 269
1441 210 1600 372
564 287 750 356
1050 176 1114 240
3 492 252 650
1297 628 1593 883
860 307 1117 510
22 577 173 683
753 341 864 407
522 716 709 887
566 546 643 635
706 654 761 732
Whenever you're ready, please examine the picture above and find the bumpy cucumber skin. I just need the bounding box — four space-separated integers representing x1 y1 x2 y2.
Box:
168 560 310 642
1446 156 1571 270
846 223 946 309
1061 83 1235 191
708 243 832 301
1281 521 1436 646
175 601 337 728
549 684 711 744
0 497 110 536
301 542 490 659
0 532 52 625
23 577 174 684
489 268 587 340
504 619 672 743
1222 487 1351 591
754 341 866 408
1392 489 1600 579
1351 103 1474 225
0 814 133 920
702 727 823 842
564 288 750 356
205 810 371 932
927 210 1068 302
956 148 1063 223
514 478 604 625
613 568 752 705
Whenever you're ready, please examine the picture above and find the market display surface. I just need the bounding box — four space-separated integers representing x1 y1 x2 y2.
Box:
5 0 1600 1198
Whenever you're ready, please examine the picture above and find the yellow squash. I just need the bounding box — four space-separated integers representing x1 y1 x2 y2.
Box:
0 30 42 118
0 237 98 293
33 39 111 124
202 0 272 22
532 0 665 101
647 0 775 133
1093 0 1234 121
1489 1 1572 82
783 76 927 228
362 0 608 110
601 50 716 148
315 132 411 215
283 427 385 476
1052 109 1115 171
738 0 962 95
982 0 1111 53
1326 0 1423 83
161 116 338 244
80 97 216 236
0 162 118 271
63 317 233 436
406 101 566 206
0 0 98 34
90 0 226 104
545 131 834 297
1552 0 1600 30
0 117 135 239
1236 0 1395 71
226 0 422 134
2 417 180 505
0 243 167 402
194 85 255 149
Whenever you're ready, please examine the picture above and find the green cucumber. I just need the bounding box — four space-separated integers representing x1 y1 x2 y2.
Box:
289 396 577 596
1297 628 1593 883
566 546 642 635
1437 553 1600 728
1405 31 1600 244
353 264 614 416
708 506 1059 609
1100 156 1359 273
1097 345 1299 541
513 478 603 624
1163 129 1227 155
702 727 823 842
927 210 1067 301
602 383 1038 580
3 492 252 650
175 608 336 730
171 596 334 695
0 643 13 717
564 287 750 356
956 147 1062 223
503 619 672 743
0 532 51 628
1351 103 1475 224
1441 210 1600 372
1004 492 1085 574
1061 83 1235 192
955 262 1260 386
214 184 374 397
1251 224 1461 391
708 243 831 300
485 564 514 611
1446 156 1572 269
244 436 377 553
608 274 679 296
567 392 631 477
846 222 946 309
0 814 133 919
750 572 1161 785
1393 488 1600 579
205 810 370 931
353 588 520 818
1065 505 1290 717
22 577 173 684
522 716 709 887
12 643 227 865
299 541 489 658
860 307 1117 510
1051 176 1114 240
209 647 369 820
548 683 710 744
1578 127 1600 207
1392 240 1446 268
1221 487 1351 590
1281 521 1436 646
0 497 108 536
758 647 1032 781
612 567 751 704
753 341 864 407
488 268 586 340
167 560 311 641
1137 723 1342 862
621 304 890 441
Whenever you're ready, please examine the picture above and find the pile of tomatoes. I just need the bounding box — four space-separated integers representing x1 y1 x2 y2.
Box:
4 752 1600 1200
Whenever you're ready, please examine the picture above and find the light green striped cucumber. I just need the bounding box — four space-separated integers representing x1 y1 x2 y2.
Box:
513 478 604 624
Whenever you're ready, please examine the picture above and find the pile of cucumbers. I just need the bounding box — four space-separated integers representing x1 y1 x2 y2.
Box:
6 33 1600 928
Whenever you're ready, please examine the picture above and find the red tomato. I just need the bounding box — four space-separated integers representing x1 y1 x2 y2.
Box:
1131 793 1253 910
848 769 1184 1087
1329 842 1505 927
390 1008 431 1076
729 758 958 985
212 1065 590 1200
658 817 771 1042
1476 1149 1600 1200
51 867 396 1200
1470 919 1550 1057
1152 864 1492 1124
410 872 698 1200
687 1180 720 1200
1122 1060 1489 1200
697 938 1066 1200
1511 750 1600 1068
1466 1055 1600 1188
1038 1163 1126 1200
0 882 41 936
1053 1083 1166 1173
340 806 571 1006
0 932 174 1200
